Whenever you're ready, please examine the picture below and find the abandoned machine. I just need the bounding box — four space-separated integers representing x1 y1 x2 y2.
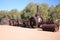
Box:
9 5 59 32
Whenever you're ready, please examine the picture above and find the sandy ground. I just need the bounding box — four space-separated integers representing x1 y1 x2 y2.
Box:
0 25 60 40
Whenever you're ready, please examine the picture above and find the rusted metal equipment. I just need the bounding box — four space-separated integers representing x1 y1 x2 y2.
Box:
42 24 59 32
9 5 59 32
9 19 17 26
42 19 59 32
9 19 23 26
29 5 59 32
41 11 59 32
29 5 43 28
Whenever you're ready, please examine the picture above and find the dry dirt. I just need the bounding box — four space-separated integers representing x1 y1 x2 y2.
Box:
0 25 60 40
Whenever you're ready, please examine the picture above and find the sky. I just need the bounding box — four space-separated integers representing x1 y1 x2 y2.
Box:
0 0 60 11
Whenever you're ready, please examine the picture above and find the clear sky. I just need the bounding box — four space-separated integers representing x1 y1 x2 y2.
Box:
0 0 60 11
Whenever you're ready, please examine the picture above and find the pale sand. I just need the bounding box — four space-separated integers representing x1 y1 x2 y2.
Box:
0 25 60 40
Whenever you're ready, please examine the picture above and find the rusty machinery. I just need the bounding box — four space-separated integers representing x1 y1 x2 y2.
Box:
9 5 59 32
21 5 59 32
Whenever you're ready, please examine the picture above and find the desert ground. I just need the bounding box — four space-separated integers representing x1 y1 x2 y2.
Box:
0 25 60 40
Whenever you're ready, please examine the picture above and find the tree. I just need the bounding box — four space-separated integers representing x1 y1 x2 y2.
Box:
48 6 57 21
22 2 37 18
39 3 48 20
9 9 21 19
56 4 60 19
0 10 8 18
